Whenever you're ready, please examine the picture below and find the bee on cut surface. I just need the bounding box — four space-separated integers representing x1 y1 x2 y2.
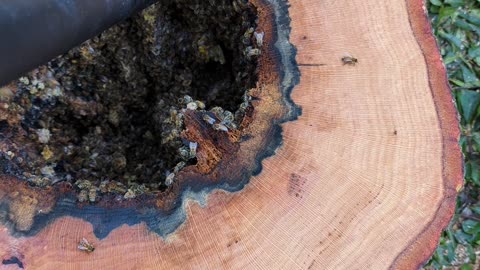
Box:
213 123 228 132
254 31 264 47
202 114 216 125
78 238 95 253
341 54 358 66
165 172 175 186
189 141 198 158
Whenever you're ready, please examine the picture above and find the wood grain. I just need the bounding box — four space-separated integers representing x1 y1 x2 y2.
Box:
0 0 462 269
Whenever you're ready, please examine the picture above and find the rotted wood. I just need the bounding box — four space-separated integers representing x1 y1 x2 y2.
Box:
0 0 462 269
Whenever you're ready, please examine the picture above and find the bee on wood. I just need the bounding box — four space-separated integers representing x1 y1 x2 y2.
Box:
213 123 228 132
88 187 97 203
173 161 186 173
165 172 175 186
186 102 198 110
189 142 198 158
78 238 95 253
222 111 234 123
202 114 216 125
77 190 88 202
210 107 224 118
254 31 264 47
245 46 261 57
342 54 358 66
195 100 205 110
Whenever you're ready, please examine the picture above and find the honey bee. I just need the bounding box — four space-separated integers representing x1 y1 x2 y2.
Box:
165 172 175 186
254 31 264 47
189 142 198 157
213 123 228 132
173 161 186 173
202 114 216 125
341 54 358 66
186 102 198 110
78 238 95 253
88 188 97 203
245 46 261 57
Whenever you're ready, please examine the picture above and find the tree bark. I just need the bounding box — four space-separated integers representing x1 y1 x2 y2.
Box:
0 0 462 269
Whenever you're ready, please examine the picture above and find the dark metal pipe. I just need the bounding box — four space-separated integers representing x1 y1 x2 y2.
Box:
0 0 158 87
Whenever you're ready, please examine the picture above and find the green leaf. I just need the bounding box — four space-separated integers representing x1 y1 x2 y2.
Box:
471 203 480 215
439 6 457 21
462 64 479 83
456 90 480 123
460 135 468 154
444 54 460 65
434 246 448 266
430 0 443 5
469 161 480 185
460 264 474 270
446 240 457 262
455 230 474 244
445 0 464 7
472 132 480 146
439 30 464 48
455 19 480 35
466 244 476 262
460 11 480 26
450 78 466 87
430 5 441 14
468 46 480 58
455 18 474 31
462 219 480 234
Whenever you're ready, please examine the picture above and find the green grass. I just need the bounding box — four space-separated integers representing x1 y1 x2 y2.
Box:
426 0 480 269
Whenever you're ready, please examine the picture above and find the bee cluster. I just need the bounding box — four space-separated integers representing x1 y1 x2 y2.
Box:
0 0 260 201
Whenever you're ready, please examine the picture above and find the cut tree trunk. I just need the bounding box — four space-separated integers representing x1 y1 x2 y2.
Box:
0 0 462 269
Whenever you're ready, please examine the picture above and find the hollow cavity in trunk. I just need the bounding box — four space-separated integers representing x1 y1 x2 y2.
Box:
0 0 260 201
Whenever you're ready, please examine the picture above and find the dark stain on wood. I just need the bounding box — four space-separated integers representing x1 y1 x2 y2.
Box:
2 256 24 269
288 173 308 198
226 237 240 248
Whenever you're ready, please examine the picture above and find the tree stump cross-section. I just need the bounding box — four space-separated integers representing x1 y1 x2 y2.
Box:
0 0 462 269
